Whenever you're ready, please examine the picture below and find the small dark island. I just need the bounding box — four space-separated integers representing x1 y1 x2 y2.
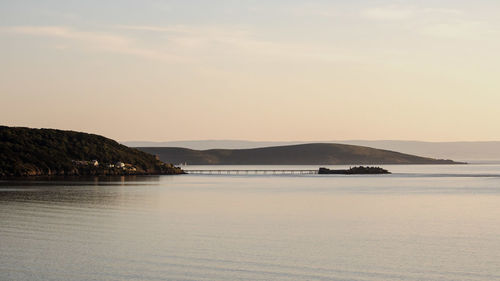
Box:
318 166 390 175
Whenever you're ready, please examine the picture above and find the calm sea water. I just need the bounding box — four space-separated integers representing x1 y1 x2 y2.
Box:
1 164 500 281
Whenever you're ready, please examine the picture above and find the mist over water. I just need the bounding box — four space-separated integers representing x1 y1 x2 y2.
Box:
1 165 500 281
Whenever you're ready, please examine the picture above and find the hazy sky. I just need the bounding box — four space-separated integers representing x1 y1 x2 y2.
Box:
1 0 499 142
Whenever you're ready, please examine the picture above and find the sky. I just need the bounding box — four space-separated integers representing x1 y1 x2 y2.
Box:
1 0 499 142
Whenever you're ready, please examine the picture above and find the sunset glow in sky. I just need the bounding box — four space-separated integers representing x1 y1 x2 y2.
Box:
1 1 499 141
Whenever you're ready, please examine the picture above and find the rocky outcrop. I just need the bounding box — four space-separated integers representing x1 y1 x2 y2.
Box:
318 166 390 174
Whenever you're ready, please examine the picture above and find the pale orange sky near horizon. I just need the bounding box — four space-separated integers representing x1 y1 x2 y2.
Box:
1 1 499 142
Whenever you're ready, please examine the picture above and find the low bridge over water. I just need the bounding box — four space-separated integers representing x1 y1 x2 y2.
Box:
184 169 318 175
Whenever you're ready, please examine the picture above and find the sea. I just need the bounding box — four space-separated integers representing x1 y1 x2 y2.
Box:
1 164 500 281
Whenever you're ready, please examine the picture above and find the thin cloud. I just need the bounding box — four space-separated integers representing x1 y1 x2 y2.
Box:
361 6 464 21
285 3 338 17
1 25 190 63
358 6 497 39
115 24 365 63
419 20 497 39
114 25 190 33
361 7 415 21
2 24 368 65
422 8 464 16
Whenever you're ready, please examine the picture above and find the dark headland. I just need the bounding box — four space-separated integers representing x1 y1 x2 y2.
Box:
137 143 464 165
0 126 184 177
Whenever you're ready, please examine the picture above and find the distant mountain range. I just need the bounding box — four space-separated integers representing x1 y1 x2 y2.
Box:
123 140 500 162
136 143 462 165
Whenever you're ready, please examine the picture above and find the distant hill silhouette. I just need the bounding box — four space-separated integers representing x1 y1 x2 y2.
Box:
0 126 183 177
123 140 500 161
137 143 462 165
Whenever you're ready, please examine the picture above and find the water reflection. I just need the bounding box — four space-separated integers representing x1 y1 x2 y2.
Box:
0 175 161 205
0 175 161 187
1 166 500 281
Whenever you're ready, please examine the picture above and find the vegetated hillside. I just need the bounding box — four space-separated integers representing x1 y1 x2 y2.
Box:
0 126 183 177
137 143 464 165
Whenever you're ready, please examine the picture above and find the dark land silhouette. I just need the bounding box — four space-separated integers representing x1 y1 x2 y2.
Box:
137 143 463 165
0 126 183 177
318 166 390 174
124 140 500 161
